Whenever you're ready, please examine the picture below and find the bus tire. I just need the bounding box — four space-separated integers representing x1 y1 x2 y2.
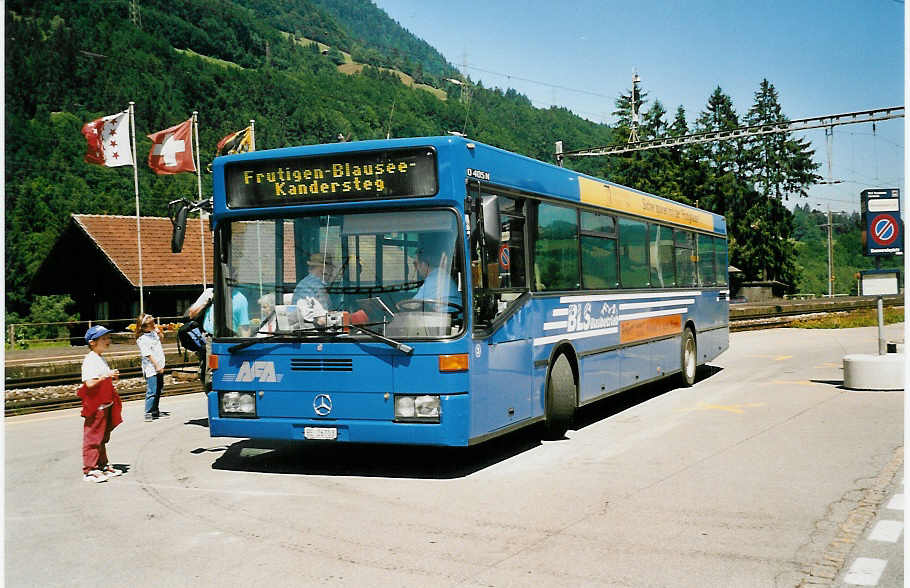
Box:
544 354 576 439
680 327 697 387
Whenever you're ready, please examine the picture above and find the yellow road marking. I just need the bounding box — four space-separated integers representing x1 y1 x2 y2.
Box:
771 380 821 387
677 402 766 414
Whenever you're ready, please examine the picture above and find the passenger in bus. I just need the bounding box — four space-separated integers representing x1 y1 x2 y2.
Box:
411 245 460 307
292 252 337 311
256 293 277 336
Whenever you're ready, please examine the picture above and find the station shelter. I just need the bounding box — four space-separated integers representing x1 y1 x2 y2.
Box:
30 214 213 324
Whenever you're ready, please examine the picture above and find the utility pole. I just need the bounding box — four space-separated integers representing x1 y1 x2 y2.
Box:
818 205 842 297
826 206 834 297
628 71 641 143
129 0 141 28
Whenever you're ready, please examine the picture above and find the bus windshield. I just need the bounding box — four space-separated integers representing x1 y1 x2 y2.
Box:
217 209 465 340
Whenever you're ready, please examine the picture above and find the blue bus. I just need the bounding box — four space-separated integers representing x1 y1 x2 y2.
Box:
183 136 728 446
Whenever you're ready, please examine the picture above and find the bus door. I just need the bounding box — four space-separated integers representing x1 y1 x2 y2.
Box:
469 187 533 435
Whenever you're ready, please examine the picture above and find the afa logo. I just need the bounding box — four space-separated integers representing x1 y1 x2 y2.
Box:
235 360 283 383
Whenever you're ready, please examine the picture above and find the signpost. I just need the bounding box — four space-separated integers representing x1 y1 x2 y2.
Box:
861 189 903 257
859 189 903 355
843 189 904 391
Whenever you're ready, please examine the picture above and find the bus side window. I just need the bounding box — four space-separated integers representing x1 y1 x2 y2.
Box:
674 230 697 287
697 233 716 286
535 202 579 291
650 224 676 288
618 217 649 288
715 236 729 286
474 193 528 324
580 210 618 289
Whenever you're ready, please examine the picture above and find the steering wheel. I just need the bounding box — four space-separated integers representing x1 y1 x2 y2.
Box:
396 298 464 313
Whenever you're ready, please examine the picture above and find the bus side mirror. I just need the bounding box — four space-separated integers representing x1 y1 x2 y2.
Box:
170 203 189 253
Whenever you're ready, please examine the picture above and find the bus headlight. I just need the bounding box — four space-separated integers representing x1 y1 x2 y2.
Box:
220 391 257 417
394 395 440 422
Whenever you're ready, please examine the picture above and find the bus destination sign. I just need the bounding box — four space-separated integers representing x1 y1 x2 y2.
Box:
225 147 437 208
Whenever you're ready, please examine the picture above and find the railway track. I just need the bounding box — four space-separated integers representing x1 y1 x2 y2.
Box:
4 380 204 417
5 362 197 390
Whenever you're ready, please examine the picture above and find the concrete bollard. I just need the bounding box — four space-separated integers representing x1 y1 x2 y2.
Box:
843 354 905 391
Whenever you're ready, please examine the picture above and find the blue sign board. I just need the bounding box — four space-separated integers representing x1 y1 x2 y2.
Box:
861 189 903 256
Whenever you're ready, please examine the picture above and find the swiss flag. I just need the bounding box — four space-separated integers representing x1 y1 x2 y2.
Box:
82 111 133 167
147 119 195 175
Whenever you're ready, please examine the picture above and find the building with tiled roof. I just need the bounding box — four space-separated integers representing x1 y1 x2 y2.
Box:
31 214 214 321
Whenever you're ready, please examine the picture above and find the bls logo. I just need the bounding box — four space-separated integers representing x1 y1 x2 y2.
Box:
235 361 282 383
566 302 618 332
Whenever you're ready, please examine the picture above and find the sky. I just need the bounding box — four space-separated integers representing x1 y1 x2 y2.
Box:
373 0 905 214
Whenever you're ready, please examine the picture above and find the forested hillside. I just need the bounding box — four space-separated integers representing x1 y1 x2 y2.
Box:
5 0 612 319
6 0 875 326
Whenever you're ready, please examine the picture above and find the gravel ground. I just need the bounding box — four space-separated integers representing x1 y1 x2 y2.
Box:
6 375 179 406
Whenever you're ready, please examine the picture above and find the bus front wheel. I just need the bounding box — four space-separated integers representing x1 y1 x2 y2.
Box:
680 328 697 387
544 354 576 439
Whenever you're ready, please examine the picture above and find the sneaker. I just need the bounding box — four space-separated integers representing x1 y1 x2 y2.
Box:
102 465 121 478
83 470 108 483
154 411 170 419
145 413 153 422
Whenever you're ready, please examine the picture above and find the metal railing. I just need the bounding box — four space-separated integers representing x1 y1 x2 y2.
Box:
6 316 186 348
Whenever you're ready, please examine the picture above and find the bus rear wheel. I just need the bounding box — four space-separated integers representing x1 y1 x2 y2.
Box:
680 327 697 387
544 354 576 439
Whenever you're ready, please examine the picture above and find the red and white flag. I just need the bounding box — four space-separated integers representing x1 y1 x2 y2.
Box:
147 119 195 175
82 110 133 167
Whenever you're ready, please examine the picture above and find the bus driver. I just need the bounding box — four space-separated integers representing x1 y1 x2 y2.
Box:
408 243 460 310
292 252 338 315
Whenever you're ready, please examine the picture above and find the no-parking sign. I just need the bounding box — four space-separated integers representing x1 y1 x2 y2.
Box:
861 189 903 256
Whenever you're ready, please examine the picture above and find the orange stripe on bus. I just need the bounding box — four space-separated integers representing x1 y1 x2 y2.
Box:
620 315 682 344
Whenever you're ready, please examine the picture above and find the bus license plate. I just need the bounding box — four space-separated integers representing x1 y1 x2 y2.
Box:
304 427 337 440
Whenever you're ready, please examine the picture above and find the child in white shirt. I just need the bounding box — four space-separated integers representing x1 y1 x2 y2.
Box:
135 314 167 421
80 325 122 482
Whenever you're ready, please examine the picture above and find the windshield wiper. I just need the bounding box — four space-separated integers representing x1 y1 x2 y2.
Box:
344 322 413 354
227 318 412 355
227 328 322 353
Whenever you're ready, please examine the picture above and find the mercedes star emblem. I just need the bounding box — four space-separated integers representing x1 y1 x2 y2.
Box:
313 394 333 416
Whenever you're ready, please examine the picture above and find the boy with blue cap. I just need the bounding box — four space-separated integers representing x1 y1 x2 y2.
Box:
79 325 123 482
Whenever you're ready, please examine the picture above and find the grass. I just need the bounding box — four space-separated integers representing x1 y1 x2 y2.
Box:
790 306 905 329
5 339 73 351
175 48 242 69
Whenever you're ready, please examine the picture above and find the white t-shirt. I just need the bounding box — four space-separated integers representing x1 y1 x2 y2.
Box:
137 332 166 378
81 351 110 382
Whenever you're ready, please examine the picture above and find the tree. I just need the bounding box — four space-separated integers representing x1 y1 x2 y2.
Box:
744 79 820 201
694 86 743 176
736 79 820 286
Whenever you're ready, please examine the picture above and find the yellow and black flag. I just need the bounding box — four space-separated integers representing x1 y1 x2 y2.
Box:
215 126 252 157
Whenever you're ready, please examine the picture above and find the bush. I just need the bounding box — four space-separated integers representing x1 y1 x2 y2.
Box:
8 295 80 348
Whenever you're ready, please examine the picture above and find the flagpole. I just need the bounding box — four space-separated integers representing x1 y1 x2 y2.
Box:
129 102 144 315
192 111 207 290
248 119 262 300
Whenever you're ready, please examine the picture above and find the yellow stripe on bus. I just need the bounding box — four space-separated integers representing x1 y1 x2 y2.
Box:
578 176 715 231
